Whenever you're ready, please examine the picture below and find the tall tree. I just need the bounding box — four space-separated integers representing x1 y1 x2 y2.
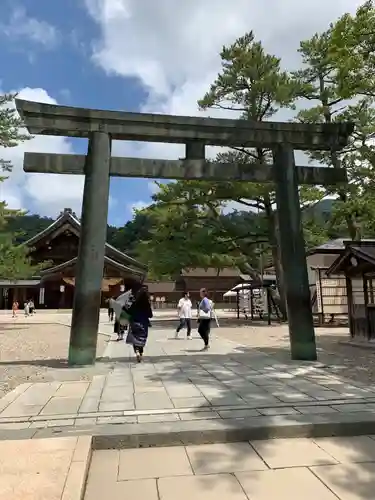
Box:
0 93 44 279
330 0 375 98
294 11 375 240
197 32 305 317
137 182 266 279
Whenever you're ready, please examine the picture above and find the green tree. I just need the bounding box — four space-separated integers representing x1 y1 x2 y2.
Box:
136 182 265 279
197 32 307 317
330 0 375 98
107 211 153 257
0 93 44 279
294 13 375 240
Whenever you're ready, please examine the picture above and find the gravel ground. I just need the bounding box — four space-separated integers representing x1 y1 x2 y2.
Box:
216 325 375 386
0 323 109 398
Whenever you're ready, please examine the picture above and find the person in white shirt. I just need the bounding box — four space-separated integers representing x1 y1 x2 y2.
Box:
176 291 192 339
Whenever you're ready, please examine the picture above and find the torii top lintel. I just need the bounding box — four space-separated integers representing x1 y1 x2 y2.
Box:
15 99 354 151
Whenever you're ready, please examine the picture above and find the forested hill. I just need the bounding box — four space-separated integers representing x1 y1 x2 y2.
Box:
2 199 346 262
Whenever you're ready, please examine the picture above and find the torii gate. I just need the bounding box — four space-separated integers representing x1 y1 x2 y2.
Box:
16 99 353 365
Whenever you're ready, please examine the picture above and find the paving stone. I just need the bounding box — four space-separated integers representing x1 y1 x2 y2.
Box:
88 450 119 483
1 403 43 418
47 419 75 427
79 397 100 413
250 438 338 468
101 388 134 402
295 405 338 415
259 407 300 416
311 462 375 500
236 468 339 499
274 393 313 403
172 397 210 409
55 382 90 398
138 413 180 423
332 403 374 413
85 478 158 500
118 446 193 480
0 422 30 430
97 416 137 425
218 409 261 419
0 383 32 412
186 442 267 474
41 397 82 416
205 396 247 406
165 386 203 398
305 390 342 400
99 401 135 412
179 411 220 421
74 418 98 426
134 393 174 410
314 436 375 463
158 473 249 500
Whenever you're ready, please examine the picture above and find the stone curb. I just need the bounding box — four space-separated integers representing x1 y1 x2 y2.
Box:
90 411 375 450
2 410 374 449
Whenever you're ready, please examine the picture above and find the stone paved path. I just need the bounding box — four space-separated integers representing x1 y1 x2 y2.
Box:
0 436 91 500
1 329 375 438
85 436 375 499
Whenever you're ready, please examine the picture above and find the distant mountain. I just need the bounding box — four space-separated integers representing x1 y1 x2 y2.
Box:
304 198 335 222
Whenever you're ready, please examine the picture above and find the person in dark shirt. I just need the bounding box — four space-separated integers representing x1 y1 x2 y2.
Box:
124 280 153 363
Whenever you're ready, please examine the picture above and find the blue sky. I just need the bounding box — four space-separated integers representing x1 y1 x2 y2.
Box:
0 0 360 226
0 0 157 226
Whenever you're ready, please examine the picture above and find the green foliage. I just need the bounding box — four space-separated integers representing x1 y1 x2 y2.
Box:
135 192 261 279
198 31 300 118
329 1 375 98
0 93 30 172
107 212 153 257
294 21 375 240
4 213 54 243
0 93 40 279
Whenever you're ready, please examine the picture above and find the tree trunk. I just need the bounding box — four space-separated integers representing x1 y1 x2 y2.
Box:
264 195 288 321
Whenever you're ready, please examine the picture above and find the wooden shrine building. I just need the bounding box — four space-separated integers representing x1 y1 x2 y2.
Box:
327 241 375 341
0 208 147 309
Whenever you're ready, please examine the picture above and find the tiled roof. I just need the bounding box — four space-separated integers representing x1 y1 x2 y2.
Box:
24 208 147 272
181 268 241 277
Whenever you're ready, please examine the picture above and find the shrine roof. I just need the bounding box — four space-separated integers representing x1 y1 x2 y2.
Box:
181 267 242 278
24 208 147 272
326 242 375 276
308 238 375 256
40 255 145 277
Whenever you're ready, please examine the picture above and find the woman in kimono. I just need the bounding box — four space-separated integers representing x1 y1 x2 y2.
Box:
123 281 153 362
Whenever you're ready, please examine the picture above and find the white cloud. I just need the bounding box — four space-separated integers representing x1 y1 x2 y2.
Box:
128 200 148 213
0 87 85 217
85 0 363 121
1 7 58 48
84 0 364 207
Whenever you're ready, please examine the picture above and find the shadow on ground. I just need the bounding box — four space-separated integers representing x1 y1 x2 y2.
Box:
103 335 375 499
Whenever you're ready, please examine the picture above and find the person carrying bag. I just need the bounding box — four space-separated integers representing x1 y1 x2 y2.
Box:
197 288 212 350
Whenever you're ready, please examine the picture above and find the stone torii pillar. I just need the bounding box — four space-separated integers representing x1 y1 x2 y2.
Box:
69 132 111 365
273 145 316 360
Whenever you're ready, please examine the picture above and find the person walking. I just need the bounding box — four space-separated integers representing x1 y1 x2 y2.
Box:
175 291 192 339
197 288 212 350
29 299 35 315
12 300 19 318
123 280 153 363
24 301 30 317
107 297 114 322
